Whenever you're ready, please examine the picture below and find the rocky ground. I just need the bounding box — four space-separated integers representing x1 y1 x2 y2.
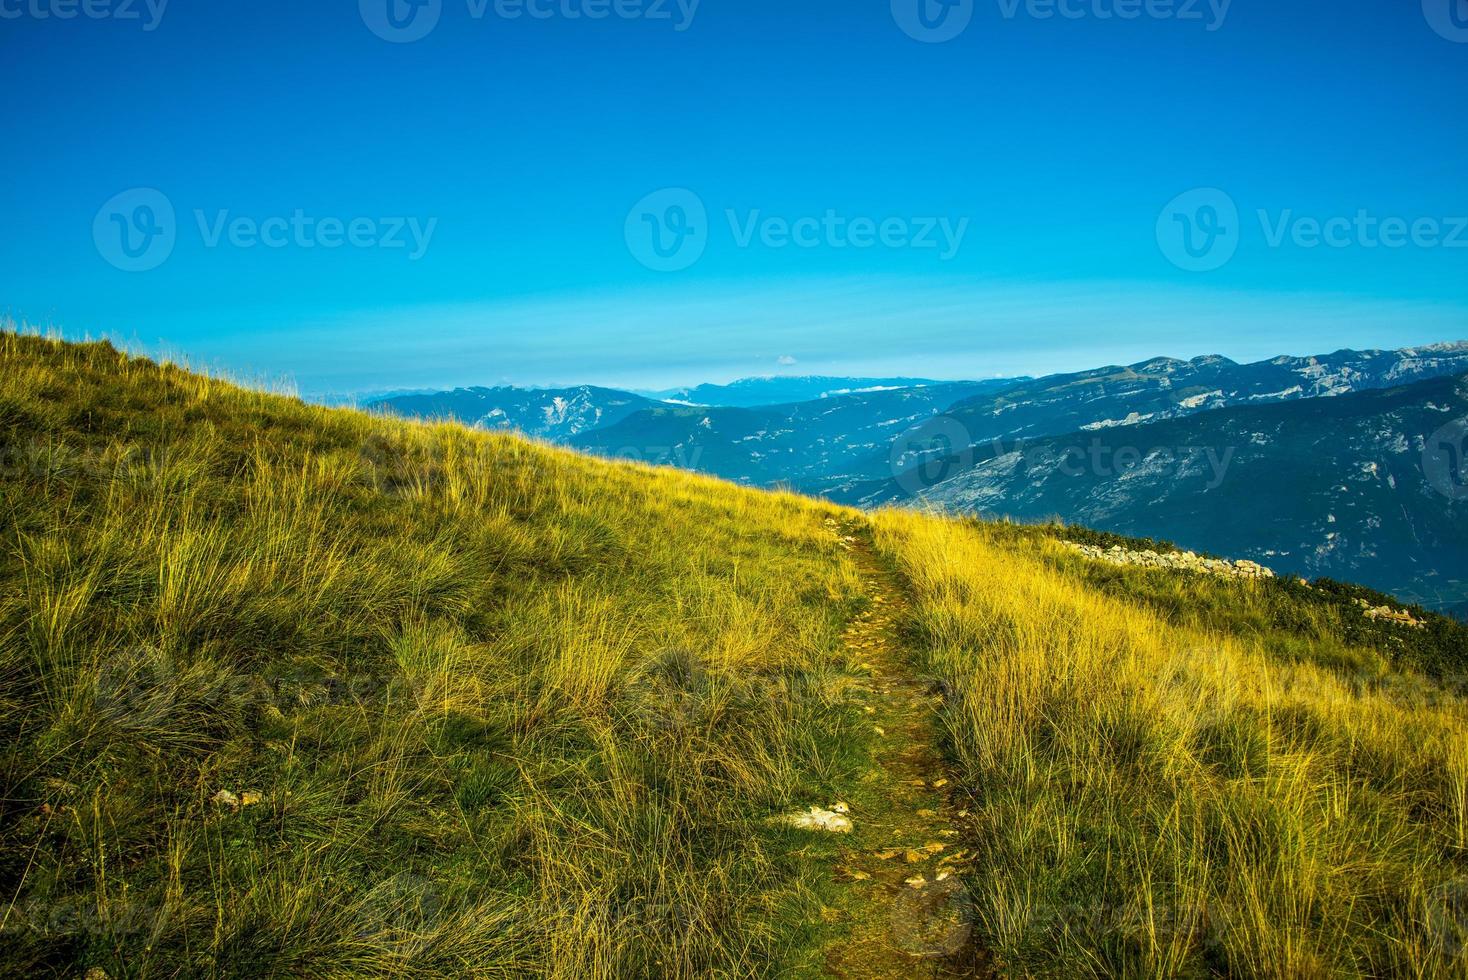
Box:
1064 541 1275 580
820 520 989 978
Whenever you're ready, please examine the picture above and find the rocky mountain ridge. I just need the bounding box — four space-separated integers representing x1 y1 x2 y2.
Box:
884 371 1468 612
369 384 661 441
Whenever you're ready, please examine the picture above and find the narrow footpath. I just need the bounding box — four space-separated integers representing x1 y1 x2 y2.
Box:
822 520 991 978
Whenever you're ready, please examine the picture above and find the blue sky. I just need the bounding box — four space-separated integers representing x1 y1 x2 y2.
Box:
2 0 1466 395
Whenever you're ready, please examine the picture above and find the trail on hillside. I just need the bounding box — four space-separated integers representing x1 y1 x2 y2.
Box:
822 521 990 978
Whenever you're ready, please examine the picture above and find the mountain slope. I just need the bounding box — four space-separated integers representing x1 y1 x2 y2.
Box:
647 375 950 407
370 384 660 440
369 346 1468 497
3 333 1468 978
572 379 1022 485
571 344 1468 498
861 371 1468 611
0 334 878 977
829 342 1468 489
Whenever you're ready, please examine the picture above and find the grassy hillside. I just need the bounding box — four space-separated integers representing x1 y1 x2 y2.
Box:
0 333 874 977
993 520 1468 684
873 513 1468 977
3 331 1468 978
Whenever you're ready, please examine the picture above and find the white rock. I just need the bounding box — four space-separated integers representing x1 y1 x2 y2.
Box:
777 806 854 833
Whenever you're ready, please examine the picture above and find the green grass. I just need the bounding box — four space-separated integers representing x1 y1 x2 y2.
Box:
0 332 876 978
874 510 1468 978
3 330 1468 978
988 519 1468 682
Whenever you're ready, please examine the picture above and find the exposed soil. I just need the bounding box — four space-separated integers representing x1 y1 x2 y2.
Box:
822 520 992 979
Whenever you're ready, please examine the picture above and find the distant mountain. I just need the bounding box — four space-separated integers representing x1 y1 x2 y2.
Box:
365 344 1468 611
646 375 953 408
315 387 442 409
798 343 1468 498
572 379 1024 484
868 343 1468 477
369 385 660 441
848 371 1468 612
578 344 1468 497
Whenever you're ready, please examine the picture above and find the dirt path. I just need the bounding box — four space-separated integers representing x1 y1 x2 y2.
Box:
822 520 990 978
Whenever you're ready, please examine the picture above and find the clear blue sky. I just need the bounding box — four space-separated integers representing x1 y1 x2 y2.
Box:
3 0 1466 395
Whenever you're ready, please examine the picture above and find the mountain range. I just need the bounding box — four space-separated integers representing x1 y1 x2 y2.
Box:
847 370 1468 611
640 375 954 407
572 379 1022 482
370 342 1468 612
372 385 662 441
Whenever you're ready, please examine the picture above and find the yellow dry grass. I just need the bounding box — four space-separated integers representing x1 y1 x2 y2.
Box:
3 328 1466 978
873 509 1468 977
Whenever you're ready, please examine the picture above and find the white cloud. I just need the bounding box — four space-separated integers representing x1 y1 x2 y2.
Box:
777 355 798 366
